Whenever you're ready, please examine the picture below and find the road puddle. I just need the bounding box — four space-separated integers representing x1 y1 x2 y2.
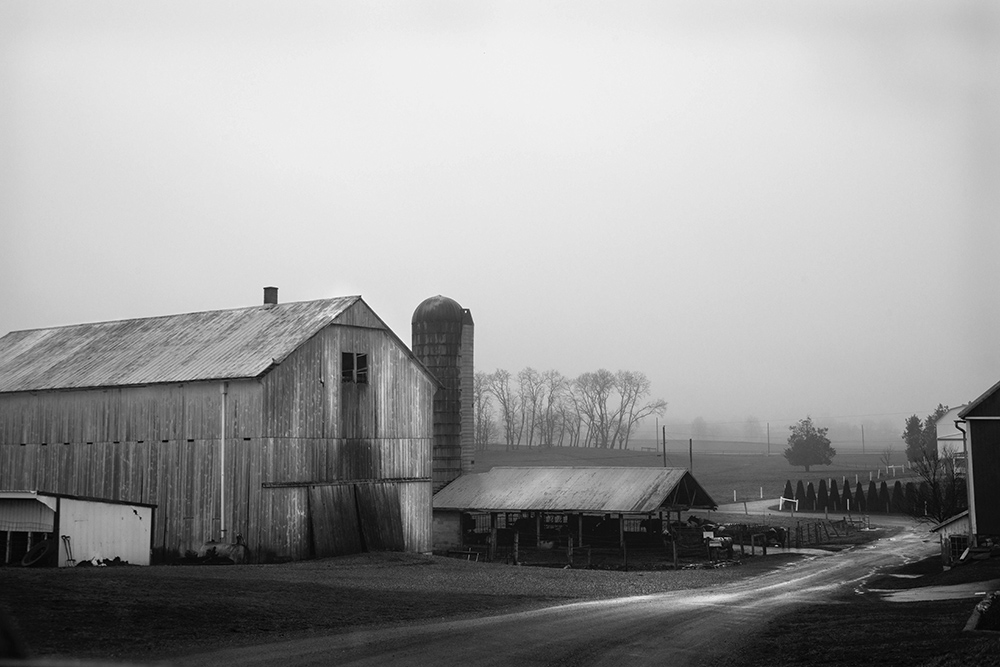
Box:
876 579 1000 602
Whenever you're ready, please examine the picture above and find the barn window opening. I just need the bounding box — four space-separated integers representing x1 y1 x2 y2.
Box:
341 352 369 384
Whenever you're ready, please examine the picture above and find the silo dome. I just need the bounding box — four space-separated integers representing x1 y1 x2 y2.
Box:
412 295 464 324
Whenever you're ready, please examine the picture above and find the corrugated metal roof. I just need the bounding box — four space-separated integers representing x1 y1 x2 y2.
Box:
0 296 362 392
432 467 717 513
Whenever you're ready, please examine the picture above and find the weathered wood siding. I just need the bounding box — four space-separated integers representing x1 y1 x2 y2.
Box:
970 419 1000 536
0 310 436 561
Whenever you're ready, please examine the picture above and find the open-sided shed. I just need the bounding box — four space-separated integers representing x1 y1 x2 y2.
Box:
0 490 155 566
431 466 717 553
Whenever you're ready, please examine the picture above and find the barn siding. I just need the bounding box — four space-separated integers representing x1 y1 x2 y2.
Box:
969 419 1000 536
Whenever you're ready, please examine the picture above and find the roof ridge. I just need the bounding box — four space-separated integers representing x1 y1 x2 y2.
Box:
5 295 363 334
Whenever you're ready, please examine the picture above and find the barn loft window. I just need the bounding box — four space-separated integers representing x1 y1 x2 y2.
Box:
341 352 369 384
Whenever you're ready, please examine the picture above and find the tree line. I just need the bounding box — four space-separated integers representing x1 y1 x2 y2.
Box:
474 368 667 450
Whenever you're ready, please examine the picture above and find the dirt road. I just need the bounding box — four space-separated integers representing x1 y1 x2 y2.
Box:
175 520 935 667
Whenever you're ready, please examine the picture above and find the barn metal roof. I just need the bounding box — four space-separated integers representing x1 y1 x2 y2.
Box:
0 296 362 393
432 467 717 513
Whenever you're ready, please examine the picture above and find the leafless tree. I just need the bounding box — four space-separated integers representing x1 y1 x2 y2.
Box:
487 369 523 450
536 369 567 447
473 371 495 451
907 447 967 524
574 369 616 448
609 370 667 449
880 444 894 471
517 367 545 448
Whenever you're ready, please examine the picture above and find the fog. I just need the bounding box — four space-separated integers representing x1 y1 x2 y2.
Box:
2 1 998 435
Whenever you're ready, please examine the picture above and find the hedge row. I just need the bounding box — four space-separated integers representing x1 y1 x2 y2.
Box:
781 478 929 515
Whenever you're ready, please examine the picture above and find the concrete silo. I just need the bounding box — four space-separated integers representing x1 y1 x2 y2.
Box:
411 295 474 492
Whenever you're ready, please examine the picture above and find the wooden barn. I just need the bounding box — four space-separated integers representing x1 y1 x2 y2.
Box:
0 289 438 563
958 382 1000 546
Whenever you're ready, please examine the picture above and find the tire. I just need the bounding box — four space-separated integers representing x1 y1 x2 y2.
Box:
21 538 56 567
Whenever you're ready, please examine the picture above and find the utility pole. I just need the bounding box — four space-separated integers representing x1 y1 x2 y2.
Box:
689 438 693 473
662 426 667 467
767 422 770 456
861 424 866 455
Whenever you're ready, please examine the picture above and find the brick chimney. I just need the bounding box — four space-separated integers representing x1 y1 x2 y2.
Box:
263 286 278 305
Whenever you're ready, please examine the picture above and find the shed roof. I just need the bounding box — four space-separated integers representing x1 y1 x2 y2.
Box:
930 510 970 533
0 296 367 392
432 466 717 513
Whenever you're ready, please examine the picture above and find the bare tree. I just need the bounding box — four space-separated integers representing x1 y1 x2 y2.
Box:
880 444 894 471
609 370 667 449
908 447 967 523
537 369 567 447
473 371 495 451
517 367 544 448
574 369 616 448
487 369 523 450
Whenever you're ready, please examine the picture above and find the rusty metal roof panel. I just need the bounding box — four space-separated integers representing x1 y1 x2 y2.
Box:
432 467 717 513
0 296 362 392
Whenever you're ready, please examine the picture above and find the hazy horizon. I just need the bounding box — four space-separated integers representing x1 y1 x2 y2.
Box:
3 1 998 426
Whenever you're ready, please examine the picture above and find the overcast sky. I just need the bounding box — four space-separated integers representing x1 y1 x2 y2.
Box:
2 1 998 432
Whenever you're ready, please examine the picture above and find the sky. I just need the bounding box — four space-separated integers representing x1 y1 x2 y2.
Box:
2 1 999 436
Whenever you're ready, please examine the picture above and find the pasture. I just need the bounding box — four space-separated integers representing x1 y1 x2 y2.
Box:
472 442 919 509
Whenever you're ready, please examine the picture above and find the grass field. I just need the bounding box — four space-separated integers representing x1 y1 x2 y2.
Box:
472 443 920 510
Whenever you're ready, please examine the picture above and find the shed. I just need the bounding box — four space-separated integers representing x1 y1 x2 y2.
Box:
0 289 439 562
930 510 971 567
959 381 1000 543
0 490 155 566
431 466 717 553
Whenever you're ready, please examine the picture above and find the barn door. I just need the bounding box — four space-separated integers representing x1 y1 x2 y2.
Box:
308 485 363 557
355 482 404 551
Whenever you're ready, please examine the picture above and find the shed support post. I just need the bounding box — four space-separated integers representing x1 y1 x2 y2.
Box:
489 513 497 562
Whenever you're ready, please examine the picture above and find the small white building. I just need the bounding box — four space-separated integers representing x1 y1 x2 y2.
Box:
0 491 155 566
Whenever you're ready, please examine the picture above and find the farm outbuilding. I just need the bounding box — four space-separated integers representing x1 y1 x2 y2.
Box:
930 510 971 567
0 290 439 563
958 382 1000 545
431 466 717 554
0 490 155 567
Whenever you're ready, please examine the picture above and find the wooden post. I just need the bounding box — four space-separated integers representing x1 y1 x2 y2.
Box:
567 534 574 566
672 536 678 569
513 531 519 566
489 513 498 562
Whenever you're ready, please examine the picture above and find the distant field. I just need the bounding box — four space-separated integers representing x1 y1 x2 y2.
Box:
471 443 919 508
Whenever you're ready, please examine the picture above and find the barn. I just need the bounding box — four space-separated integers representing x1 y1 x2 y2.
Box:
431 466 717 555
958 382 1000 546
0 289 439 564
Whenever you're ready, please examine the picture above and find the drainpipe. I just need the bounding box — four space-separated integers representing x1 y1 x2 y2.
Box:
955 419 970 546
221 381 228 542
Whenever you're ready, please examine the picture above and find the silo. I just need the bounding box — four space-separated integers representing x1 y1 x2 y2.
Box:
412 295 474 491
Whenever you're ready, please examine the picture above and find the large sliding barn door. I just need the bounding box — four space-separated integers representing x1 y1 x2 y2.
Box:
308 481 404 557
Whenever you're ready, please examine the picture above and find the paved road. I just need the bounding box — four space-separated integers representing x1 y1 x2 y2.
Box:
177 515 936 667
